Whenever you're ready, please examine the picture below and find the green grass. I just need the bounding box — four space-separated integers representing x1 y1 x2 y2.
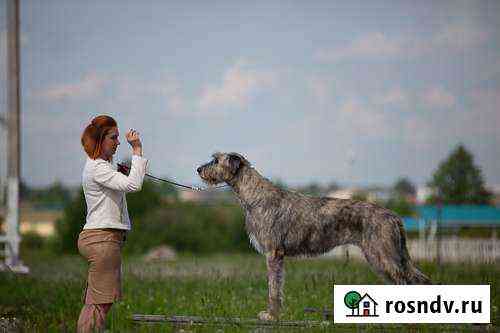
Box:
0 251 498 332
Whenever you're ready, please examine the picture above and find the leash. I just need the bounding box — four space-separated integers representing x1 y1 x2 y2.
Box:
117 163 228 191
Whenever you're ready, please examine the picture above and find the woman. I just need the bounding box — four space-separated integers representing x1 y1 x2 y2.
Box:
77 115 148 332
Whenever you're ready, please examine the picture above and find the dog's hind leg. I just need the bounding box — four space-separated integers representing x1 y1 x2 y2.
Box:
359 218 413 284
258 249 284 321
362 245 431 284
405 261 432 284
360 219 432 284
361 245 409 284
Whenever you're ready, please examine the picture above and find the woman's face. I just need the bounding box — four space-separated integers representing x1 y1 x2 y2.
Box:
99 127 120 161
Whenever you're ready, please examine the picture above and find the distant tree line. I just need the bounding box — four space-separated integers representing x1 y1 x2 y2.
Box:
20 181 73 208
16 144 494 255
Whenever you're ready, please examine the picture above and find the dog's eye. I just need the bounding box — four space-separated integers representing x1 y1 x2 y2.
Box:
213 158 218 164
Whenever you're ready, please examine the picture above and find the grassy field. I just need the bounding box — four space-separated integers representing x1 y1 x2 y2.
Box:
0 251 498 332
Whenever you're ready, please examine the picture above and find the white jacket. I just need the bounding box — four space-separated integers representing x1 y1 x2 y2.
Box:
82 155 148 230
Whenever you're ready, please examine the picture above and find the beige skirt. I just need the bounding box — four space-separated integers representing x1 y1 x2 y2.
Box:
78 229 127 304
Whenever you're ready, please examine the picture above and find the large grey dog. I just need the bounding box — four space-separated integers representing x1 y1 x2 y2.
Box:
197 152 431 320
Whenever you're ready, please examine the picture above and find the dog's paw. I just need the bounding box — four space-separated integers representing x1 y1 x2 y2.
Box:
258 310 277 321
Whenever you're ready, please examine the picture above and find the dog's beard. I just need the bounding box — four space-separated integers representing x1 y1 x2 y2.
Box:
201 177 222 185
199 171 223 185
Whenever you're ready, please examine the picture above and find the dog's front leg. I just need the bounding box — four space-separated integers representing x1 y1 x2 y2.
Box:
258 249 284 321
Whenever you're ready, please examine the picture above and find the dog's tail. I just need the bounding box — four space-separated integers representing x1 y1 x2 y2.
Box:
398 219 432 285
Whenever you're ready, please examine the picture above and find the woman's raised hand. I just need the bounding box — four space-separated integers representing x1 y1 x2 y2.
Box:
126 129 142 156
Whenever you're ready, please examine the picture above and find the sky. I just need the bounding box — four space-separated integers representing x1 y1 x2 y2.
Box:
0 0 499 189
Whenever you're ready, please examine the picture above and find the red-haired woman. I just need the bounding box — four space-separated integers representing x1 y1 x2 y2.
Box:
77 115 147 332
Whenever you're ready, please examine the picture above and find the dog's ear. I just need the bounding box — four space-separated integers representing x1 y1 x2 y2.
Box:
228 154 242 174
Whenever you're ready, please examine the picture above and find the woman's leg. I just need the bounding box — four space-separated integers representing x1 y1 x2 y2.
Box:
77 289 113 332
77 231 123 332
77 304 112 332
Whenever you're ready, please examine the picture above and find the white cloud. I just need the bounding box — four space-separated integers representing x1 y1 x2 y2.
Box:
407 23 489 56
432 23 488 50
114 75 186 114
316 32 402 63
477 57 500 83
470 89 500 110
421 87 456 109
337 99 390 136
339 99 363 115
36 73 109 101
466 89 500 136
156 78 186 115
397 87 500 151
34 71 188 115
373 87 409 108
199 59 276 111
400 117 438 149
316 23 489 64
307 76 335 106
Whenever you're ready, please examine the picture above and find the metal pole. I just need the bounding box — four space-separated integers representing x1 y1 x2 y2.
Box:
436 196 442 266
5 0 22 270
0 113 5 209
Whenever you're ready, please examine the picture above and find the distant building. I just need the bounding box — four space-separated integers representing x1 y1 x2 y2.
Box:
178 189 236 203
365 187 392 203
416 186 432 204
488 185 500 207
327 188 360 200
403 205 500 232
179 190 205 202
327 187 392 203
0 203 63 237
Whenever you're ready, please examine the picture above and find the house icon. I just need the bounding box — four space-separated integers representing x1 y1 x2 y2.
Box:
358 293 378 317
345 292 379 317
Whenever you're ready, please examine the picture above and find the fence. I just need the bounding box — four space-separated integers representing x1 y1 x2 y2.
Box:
327 237 500 264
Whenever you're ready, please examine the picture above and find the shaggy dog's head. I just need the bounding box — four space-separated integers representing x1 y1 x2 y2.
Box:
197 152 249 185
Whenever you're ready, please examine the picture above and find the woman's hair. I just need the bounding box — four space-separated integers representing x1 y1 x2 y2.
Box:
81 115 117 159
